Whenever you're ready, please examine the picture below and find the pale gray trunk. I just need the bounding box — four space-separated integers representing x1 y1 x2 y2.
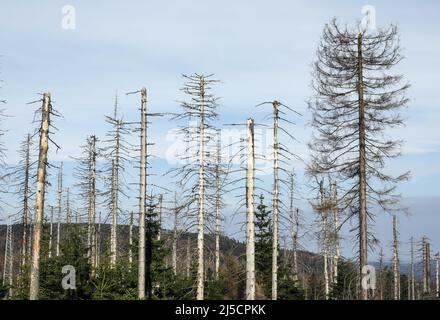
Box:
157 194 163 241
272 103 279 300
214 137 221 280
435 253 439 298
56 163 63 257
21 134 31 268
410 237 415 300
138 87 147 299
110 159 117 267
357 33 368 300
90 137 97 274
186 235 191 278
172 193 178 275
289 173 298 280
196 79 206 300
29 93 51 300
48 206 54 258
129 211 133 266
320 181 329 300
332 182 340 287
392 215 400 300
245 118 256 300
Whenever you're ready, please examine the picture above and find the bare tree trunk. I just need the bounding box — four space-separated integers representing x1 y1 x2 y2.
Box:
108 159 117 267
272 102 280 300
96 211 101 269
426 242 431 294
379 248 384 300
196 79 206 301
186 235 191 278
129 211 133 266
157 194 163 241
56 163 63 257
66 187 71 225
392 215 400 300
422 237 431 295
332 182 340 288
289 172 298 281
3 223 13 298
172 194 178 276
29 92 51 300
138 87 147 299
357 33 369 301
21 134 31 268
214 138 221 280
436 253 439 299
320 181 329 300
245 118 256 300
48 206 54 258
410 237 415 300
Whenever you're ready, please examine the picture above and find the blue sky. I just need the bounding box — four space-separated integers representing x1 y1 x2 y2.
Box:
1 0 440 263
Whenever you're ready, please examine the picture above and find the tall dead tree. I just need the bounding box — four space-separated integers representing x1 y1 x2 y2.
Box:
11 133 34 268
309 19 410 299
56 163 63 257
410 237 415 300
104 94 131 267
214 136 225 280
29 92 58 300
48 206 54 258
422 237 431 295
331 181 340 287
135 87 147 299
435 252 439 299
129 211 133 266
378 247 384 300
289 172 299 280
257 100 301 300
2 222 13 298
157 194 163 241
170 74 220 300
74 135 99 274
392 215 400 300
245 118 256 300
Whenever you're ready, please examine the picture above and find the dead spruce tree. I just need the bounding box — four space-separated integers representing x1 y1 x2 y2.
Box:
213 135 226 280
409 237 415 300
56 163 63 257
392 215 400 300
245 118 256 299
309 19 410 300
103 94 131 267
127 87 161 299
10 134 35 267
170 74 220 300
29 92 61 300
74 135 100 274
257 100 301 300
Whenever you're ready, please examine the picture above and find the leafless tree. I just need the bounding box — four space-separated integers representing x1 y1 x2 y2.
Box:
102 94 132 267
29 92 61 300
168 74 220 300
73 135 100 274
308 19 410 299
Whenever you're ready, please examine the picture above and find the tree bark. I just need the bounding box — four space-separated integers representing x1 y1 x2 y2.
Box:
245 118 256 300
56 163 63 257
29 92 51 300
172 193 178 275
21 134 31 268
357 33 369 300
138 87 148 299
272 102 280 300
196 79 206 300
392 215 400 300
